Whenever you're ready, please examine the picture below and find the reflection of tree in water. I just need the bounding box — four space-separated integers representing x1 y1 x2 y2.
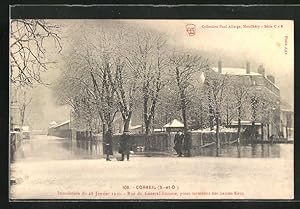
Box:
72 140 103 158
198 144 280 158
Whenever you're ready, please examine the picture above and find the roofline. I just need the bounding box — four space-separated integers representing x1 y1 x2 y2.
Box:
262 75 280 90
51 120 70 128
211 66 280 90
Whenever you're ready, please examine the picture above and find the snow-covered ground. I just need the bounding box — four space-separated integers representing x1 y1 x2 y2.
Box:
10 135 293 200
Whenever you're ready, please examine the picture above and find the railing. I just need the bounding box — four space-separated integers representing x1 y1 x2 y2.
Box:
75 131 170 153
72 130 289 157
112 133 170 153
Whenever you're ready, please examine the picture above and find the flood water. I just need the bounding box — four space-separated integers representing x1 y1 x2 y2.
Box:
14 135 290 162
194 143 281 158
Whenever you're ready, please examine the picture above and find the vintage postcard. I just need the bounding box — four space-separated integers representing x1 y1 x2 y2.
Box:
9 19 294 200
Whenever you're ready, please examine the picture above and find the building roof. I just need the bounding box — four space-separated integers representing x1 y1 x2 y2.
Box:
163 119 184 128
212 66 280 90
49 121 57 128
212 67 261 76
49 120 70 128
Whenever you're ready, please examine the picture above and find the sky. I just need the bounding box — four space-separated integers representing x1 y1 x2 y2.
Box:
131 19 294 103
22 19 294 130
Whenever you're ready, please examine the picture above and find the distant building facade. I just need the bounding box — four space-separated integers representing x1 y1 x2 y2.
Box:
280 100 294 139
211 61 283 139
48 120 72 138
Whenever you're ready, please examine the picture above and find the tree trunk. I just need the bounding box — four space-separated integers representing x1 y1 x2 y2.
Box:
123 111 132 133
200 102 203 130
145 119 151 135
237 103 242 145
102 123 106 142
179 89 188 134
209 111 214 130
226 104 229 126
165 111 169 124
286 123 288 139
123 119 130 133
144 118 151 151
250 96 258 144
143 94 150 135
237 117 241 144
261 123 264 141
175 67 188 134
216 111 220 150
20 104 26 127
251 121 255 143
267 124 270 140
208 91 214 130
107 121 113 132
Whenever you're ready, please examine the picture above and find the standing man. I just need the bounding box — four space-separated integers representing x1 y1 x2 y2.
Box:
119 132 131 161
174 130 184 157
104 129 113 161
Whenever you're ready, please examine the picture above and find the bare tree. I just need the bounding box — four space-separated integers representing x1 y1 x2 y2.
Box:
10 19 62 87
55 29 124 134
169 52 208 134
203 69 230 149
250 88 280 141
53 63 98 131
154 85 181 127
112 59 138 132
126 31 169 135
230 77 252 141
90 59 118 133
18 89 32 127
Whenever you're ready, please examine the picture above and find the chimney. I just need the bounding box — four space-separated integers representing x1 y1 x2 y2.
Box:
218 60 222 73
257 65 265 77
267 75 275 84
246 62 250 74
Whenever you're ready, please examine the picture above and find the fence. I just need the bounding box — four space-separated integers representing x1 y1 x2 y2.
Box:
75 131 170 153
74 130 264 157
112 133 170 153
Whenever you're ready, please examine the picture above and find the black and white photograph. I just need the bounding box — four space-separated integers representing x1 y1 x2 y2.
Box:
9 18 294 200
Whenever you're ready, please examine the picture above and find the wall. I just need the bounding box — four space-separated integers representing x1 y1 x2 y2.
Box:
48 128 72 139
280 111 294 139
75 132 170 153
112 133 170 153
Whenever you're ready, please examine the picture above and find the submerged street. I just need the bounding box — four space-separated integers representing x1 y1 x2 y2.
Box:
9 18 294 201
10 135 293 200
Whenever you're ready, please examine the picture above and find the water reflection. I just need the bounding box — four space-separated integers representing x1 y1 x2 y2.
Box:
15 135 285 162
194 143 280 158
71 140 103 158
16 136 104 161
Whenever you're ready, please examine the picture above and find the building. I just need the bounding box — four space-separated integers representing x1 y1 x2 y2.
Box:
129 124 143 134
280 100 294 140
212 62 280 98
163 119 184 133
211 61 281 139
48 120 72 138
